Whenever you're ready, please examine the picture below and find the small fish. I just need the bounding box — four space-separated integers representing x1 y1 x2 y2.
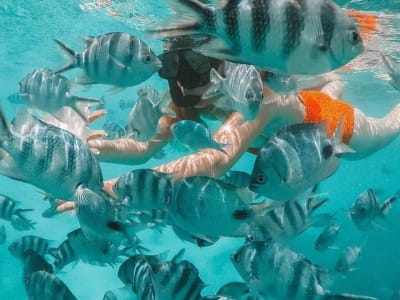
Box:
18 68 101 121
249 197 329 242
231 240 378 300
202 62 263 120
216 281 250 299
249 121 354 201
169 176 252 239
350 189 398 231
335 245 362 273
103 119 126 139
8 235 54 258
0 193 33 221
10 214 36 231
0 109 104 200
112 168 173 212
125 86 176 141
0 224 6 244
381 54 400 91
119 98 135 110
147 0 364 75
54 32 162 88
314 223 341 251
24 270 77 300
171 120 229 153
22 249 54 280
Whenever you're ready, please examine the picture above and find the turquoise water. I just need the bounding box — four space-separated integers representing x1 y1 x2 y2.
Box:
1 0 400 299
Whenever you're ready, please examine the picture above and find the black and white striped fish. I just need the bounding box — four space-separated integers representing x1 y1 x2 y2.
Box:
125 86 176 141
248 197 329 242
10 214 36 231
8 235 54 258
0 193 33 221
314 223 341 251
169 175 253 239
24 271 77 300
18 68 101 121
231 240 378 300
54 32 162 88
113 168 174 212
249 121 353 201
147 0 364 75
0 109 104 200
350 188 398 231
202 62 263 121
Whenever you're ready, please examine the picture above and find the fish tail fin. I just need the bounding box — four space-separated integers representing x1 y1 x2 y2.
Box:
0 106 12 141
70 96 102 122
306 196 328 214
145 0 211 38
53 39 80 74
202 68 225 100
324 292 378 300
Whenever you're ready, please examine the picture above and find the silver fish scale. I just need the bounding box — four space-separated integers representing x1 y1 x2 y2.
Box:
2 118 103 200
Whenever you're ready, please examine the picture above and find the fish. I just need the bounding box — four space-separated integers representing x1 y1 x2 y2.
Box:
24 270 77 300
51 238 77 270
249 197 330 242
0 224 6 244
170 120 229 153
103 119 126 139
54 32 162 88
231 240 378 300
314 223 341 251
202 62 263 120
74 185 146 246
335 245 362 273
7 92 24 104
220 170 259 202
350 188 398 231
18 68 102 121
381 53 400 91
0 193 34 221
249 121 354 201
8 235 54 258
146 0 364 75
0 109 104 200
10 214 36 231
216 281 250 299
125 86 176 141
112 168 174 212
169 175 253 239
22 249 54 280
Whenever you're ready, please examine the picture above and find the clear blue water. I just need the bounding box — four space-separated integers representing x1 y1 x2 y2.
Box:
0 0 400 299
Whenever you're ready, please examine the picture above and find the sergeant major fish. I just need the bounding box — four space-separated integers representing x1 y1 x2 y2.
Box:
202 62 263 121
147 0 364 75
0 193 33 222
231 240 378 300
54 32 162 89
8 235 54 258
171 120 229 153
125 86 176 141
350 188 398 231
18 68 101 122
249 121 353 201
0 109 104 200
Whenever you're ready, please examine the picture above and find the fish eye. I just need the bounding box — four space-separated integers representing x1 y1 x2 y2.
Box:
143 55 152 63
322 144 333 159
319 43 328 52
231 253 240 263
255 173 266 184
349 30 361 44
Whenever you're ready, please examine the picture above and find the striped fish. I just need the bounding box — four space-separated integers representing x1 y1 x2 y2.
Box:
249 121 354 201
22 250 54 280
54 32 162 88
51 239 77 270
171 120 229 153
314 223 341 251
125 86 176 142
128 255 157 300
18 68 101 122
10 214 36 231
169 176 253 239
248 197 329 242
0 193 33 221
231 240 378 300
113 168 174 212
24 271 77 300
0 108 104 200
202 62 263 121
8 235 54 258
147 0 364 75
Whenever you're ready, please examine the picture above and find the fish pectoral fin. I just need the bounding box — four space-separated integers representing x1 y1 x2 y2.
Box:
109 55 131 70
